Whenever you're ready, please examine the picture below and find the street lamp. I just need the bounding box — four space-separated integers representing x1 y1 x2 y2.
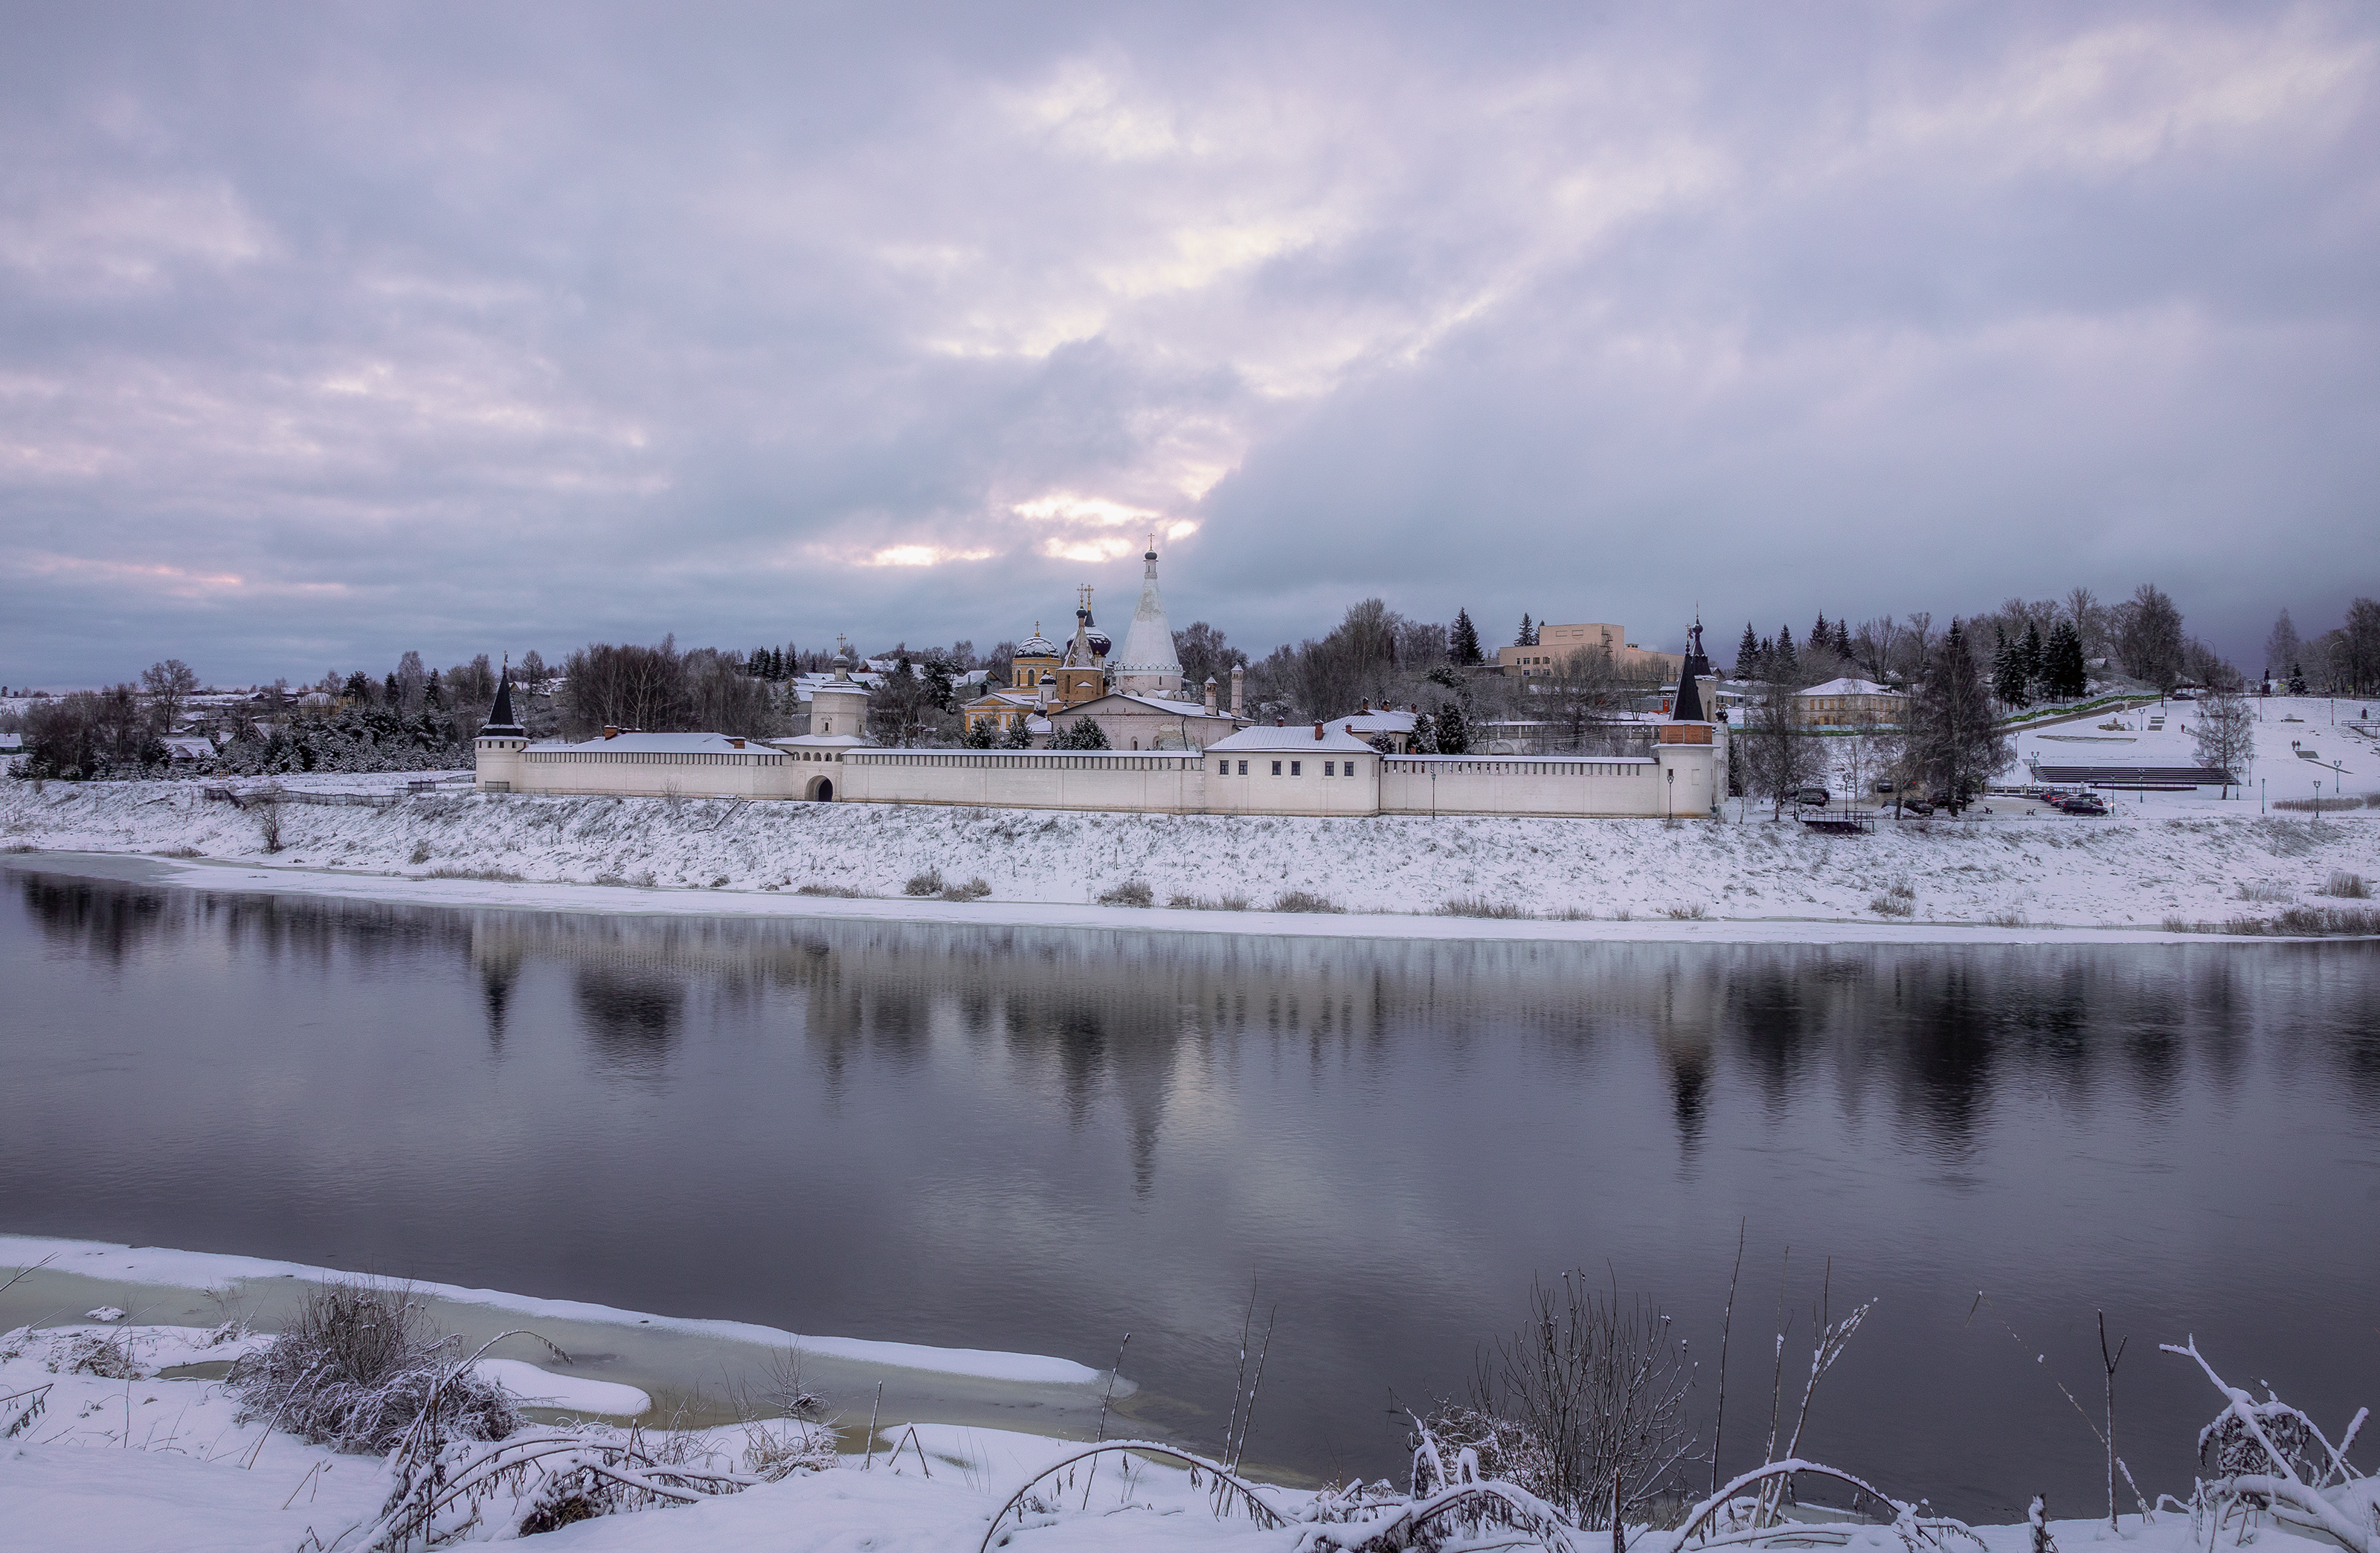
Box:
1665 765 1675 822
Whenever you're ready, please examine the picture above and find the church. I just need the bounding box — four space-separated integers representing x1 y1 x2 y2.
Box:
472 550 1728 820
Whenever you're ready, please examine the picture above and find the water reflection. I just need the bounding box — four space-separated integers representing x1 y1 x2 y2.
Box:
6 864 2378 1521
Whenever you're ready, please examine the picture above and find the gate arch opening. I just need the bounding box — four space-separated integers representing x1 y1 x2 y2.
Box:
805 774 834 802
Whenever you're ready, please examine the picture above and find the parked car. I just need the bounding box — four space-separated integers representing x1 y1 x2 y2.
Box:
1872 779 1895 794
1900 798 1935 816
2058 794 2109 815
1795 787 1831 806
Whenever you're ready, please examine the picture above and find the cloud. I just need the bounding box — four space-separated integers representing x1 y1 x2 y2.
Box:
1 1 2376 685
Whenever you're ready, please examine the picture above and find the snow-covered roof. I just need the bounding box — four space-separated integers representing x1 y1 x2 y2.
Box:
162 737 215 759
532 731 775 753
1209 722 1380 754
1337 708 1418 733
1795 678 1901 698
1075 692 1240 721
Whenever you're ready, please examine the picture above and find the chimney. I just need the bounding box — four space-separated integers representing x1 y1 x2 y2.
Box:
1360 699 1370 713
1313 721 1324 740
1204 675 1218 716
1276 716 1284 727
1230 665 1244 718
730 737 745 749
603 726 620 739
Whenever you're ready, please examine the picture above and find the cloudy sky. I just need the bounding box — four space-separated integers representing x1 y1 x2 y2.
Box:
4 1 2376 687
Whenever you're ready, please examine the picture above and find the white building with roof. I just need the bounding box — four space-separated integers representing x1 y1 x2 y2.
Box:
1112 539 1184 696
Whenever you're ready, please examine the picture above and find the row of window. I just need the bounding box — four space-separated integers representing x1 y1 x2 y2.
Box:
1215 759 1362 776
1380 760 1650 775
526 751 781 765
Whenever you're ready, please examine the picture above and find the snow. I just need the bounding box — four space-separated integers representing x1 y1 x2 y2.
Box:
0 1237 1100 1387
472 1358 652 1417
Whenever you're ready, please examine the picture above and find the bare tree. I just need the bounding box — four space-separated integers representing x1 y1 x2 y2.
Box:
140 659 199 732
2193 681 2255 797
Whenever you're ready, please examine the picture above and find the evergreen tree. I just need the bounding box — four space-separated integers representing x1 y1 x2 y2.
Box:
1050 716 1110 750
1450 609 1483 666
1516 612 1534 648
1734 623 1762 678
2043 619 2088 699
1990 626 2031 710
923 657 956 713
341 671 372 701
424 669 444 710
1001 718 1035 749
1432 701 1470 753
1812 613 1830 657
2289 660 2306 695
1907 619 2010 813
384 672 401 704
960 719 996 748
1833 619 1853 657
2019 620 2044 699
1772 624 1798 681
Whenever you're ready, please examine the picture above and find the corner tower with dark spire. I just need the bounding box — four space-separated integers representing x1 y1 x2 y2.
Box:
474 661 530 791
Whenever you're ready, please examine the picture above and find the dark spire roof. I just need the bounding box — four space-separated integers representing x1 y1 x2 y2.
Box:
1670 619 1708 722
482 667 525 736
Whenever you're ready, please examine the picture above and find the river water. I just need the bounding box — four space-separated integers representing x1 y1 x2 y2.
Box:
3 861 2375 1520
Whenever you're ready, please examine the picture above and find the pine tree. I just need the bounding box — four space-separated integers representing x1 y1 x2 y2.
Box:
1990 626 2030 710
1907 619 2010 812
1433 701 1470 753
1450 609 1483 666
1051 716 1110 750
1516 612 1534 648
2289 660 2306 695
2019 620 2044 700
424 669 444 710
1833 620 1852 657
2043 620 2088 699
1812 613 1830 657
1735 623 1762 678
383 672 401 705
1773 625 1798 680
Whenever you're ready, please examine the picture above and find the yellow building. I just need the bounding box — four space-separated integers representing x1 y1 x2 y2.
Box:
1498 623 1684 681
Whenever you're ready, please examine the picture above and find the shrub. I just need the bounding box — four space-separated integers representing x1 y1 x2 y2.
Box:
1440 897 1531 919
227 1281 526 1455
939 877 991 901
410 840 434 864
2323 872 2371 899
1096 879 1154 907
1661 903 1709 920
2236 881 2293 903
426 866 526 883
1165 892 1251 910
1869 895 1915 918
2226 905 2380 936
903 868 945 896
1270 890 1341 913
795 883 866 898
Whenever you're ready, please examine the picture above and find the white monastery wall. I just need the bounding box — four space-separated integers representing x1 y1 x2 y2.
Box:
842 750 1209 814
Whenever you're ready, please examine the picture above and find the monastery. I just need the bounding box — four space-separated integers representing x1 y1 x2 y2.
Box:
473 545 1728 819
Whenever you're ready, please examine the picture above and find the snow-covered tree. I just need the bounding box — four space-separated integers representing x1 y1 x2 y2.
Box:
1906 620 2009 812
2193 682 2255 797
1050 716 1109 750
1734 623 1762 678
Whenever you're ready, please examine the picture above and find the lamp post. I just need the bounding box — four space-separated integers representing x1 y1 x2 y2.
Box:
1665 764 1675 822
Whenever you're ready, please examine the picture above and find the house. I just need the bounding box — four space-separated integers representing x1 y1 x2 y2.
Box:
1792 678 1906 727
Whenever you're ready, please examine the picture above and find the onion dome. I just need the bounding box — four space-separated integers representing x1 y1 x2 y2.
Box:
1086 629 1113 659
1017 623 1058 657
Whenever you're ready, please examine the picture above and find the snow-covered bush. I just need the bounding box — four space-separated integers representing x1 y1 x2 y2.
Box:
228 1281 524 1455
1097 878 1154 907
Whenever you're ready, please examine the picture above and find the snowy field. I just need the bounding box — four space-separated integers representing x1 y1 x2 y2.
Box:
1 707 2374 936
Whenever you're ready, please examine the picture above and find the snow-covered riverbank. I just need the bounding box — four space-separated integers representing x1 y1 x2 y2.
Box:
4 771 2376 937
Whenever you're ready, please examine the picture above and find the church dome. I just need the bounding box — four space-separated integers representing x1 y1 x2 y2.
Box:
1016 627 1058 657
1086 629 1113 659
1113 544 1183 693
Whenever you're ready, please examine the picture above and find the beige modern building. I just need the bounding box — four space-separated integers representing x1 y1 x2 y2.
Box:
1499 623 1684 682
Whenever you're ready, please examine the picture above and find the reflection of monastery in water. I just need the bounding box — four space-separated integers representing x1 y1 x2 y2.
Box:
472 544 1728 819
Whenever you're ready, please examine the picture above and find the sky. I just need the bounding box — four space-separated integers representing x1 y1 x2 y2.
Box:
3 1 2377 689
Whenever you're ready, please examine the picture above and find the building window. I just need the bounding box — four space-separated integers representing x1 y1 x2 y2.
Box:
1345 762 1357 776
1238 760 1248 774
1324 761 1335 776
1271 760 1281 776
1290 761 1302 776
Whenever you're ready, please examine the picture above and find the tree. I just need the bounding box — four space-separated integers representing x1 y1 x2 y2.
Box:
383 672 402 706
518 650 549 692
2113 582 2185 689
1450 609 1484 666
1812 613 1830 657
341 670 373 703
923 657 956 713
1833 618 1852 657
1905 620 2010 814
1743 676 1821 818
959 719 997 749
2019 620 2044 701
2043 619 2088 699
2193 681 2255 797
2265 609 2303 684
1050 716 1110 750
423 669 445 711
1516 612 1535 648
1174 621 1246 695
561 638 688 736
2341 597 2380 695
1432 701 1470 753
1734 623 1762 679
396 651 428 715
1772 624 1798 682
1000 716 1035 749
1990 626 2031 711
140 659 200 732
